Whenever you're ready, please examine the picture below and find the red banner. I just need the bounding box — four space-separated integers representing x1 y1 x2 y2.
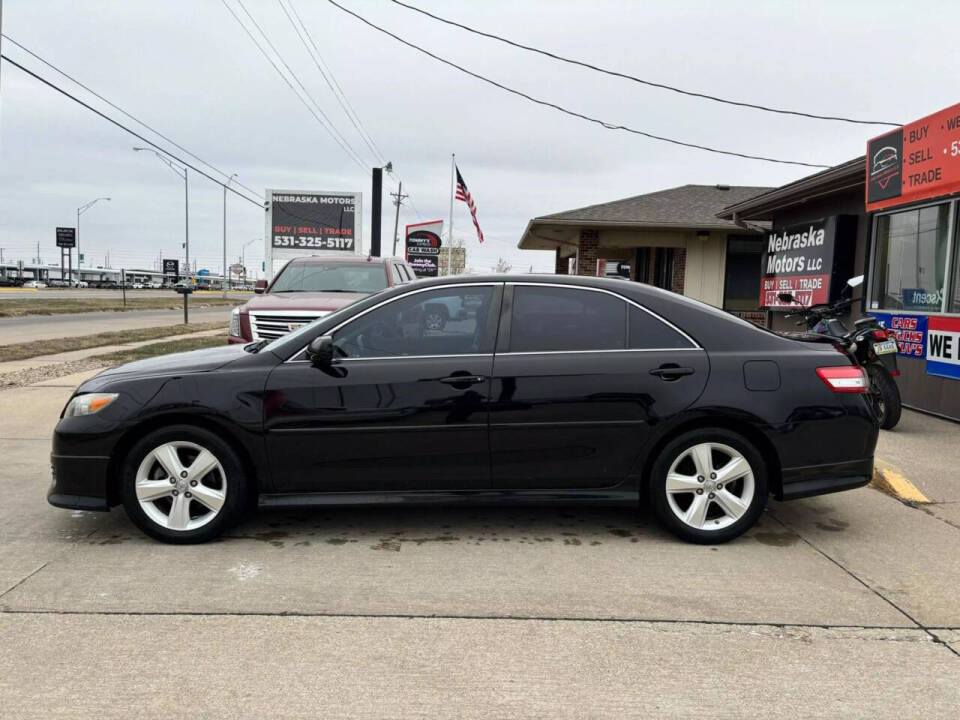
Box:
866 102 960 211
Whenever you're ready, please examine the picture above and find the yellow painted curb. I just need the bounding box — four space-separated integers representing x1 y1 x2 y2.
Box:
0 287 38 292
871 463 929 504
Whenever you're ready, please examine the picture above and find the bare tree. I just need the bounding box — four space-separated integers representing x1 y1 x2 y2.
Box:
493 257 513 274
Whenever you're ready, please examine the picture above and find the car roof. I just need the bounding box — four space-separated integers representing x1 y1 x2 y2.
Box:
286 255 408 265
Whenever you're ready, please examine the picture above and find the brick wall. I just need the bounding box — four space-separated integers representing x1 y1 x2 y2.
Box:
554 248 568 275
671 248 686 295
575 229 600 276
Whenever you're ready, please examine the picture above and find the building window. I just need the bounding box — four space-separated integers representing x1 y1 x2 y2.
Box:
870 203 950 312
653 248 674 290
723 236 764 311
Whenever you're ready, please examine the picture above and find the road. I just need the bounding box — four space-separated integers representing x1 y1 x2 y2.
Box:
0 374 958 717
0 306 231 345
0 289 251 301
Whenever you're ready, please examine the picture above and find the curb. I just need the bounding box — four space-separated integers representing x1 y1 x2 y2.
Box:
871 463 930 504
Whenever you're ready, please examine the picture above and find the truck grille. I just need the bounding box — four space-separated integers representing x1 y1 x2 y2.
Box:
249 311 330 340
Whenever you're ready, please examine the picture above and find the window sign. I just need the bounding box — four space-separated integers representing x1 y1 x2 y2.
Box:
869 312 928 357
926 316 960 380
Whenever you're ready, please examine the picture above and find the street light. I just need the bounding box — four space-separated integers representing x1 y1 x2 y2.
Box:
76 197 110 283
223 173 238 297
133 147 189 280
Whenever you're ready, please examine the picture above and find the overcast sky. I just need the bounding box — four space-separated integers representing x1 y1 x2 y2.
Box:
2 0 958 277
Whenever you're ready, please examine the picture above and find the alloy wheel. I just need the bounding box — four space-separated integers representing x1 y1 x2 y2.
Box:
424 312 445 331
134 441 227 532
664 442 755 531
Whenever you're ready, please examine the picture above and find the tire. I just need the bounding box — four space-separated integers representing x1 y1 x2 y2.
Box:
121 425 248 544
648 428 768 544
867 365 901 430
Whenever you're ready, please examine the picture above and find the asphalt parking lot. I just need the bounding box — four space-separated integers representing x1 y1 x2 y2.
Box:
1 369 959 718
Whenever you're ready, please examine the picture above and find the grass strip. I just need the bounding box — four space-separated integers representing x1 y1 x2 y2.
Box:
0 322 227 362
91 335 228 363
0 296 239 317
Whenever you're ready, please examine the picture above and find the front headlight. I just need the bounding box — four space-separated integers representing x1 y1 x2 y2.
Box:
64 393 119 417
230 308 241 337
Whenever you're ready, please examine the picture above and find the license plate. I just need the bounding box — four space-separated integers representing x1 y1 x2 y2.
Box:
874 340 898 355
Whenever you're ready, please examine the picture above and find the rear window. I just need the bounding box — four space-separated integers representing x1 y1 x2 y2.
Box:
270 262 388 293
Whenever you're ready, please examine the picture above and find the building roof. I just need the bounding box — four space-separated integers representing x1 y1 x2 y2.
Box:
716 157 865 222
539 184 771 226
518 184 772 250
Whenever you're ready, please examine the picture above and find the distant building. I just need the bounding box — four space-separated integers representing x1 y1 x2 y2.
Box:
438 246 466 275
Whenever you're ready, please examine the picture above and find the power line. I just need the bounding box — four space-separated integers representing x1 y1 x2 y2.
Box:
324 0 831 169
0 34 264 199
221 0 370 175
389 0 901 128
280 0 386 164
0 53 265 207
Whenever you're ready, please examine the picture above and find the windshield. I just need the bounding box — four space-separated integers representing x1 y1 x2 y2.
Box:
270 262 388 294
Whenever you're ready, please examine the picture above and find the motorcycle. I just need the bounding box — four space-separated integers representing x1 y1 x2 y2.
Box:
778 275 902 430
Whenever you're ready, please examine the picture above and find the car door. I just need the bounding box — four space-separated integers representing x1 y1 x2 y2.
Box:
263 283 502 493
489 283 709 489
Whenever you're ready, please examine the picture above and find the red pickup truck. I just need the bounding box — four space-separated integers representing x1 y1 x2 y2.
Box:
228 255 417 343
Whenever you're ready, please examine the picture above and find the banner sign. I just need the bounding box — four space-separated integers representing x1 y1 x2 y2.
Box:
926 316 960 380
56 227 76 248
866 102 960 211
405 220 443 278
869 312 928 357
759 217 853 309
162 259 179 276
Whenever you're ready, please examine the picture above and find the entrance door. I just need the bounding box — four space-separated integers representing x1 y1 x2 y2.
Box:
264 284 502 493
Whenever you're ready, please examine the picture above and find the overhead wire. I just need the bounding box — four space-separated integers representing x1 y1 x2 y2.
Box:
221 0 371 175
389 0 902 127
1 34 264 200
0 53 265 206
325 0 832 169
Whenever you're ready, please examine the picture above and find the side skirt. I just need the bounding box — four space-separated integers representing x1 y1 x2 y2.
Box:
259 489 638 509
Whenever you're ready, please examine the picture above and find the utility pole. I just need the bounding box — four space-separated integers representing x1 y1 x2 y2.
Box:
133 146 189 282
448 153 455 276
390 181 407 256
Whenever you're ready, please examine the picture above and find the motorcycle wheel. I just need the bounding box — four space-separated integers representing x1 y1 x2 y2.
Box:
867 364 902 430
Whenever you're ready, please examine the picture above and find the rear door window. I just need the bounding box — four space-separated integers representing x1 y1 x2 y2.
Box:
510 286 626 352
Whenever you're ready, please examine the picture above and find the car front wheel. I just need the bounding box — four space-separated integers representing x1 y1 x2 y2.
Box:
648 428 767 544
121 425 247 543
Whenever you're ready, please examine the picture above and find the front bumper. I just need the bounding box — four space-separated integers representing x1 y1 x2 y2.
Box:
48 453 111 511
777 457 873 501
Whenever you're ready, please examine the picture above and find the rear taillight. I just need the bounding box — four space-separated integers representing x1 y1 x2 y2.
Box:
872 329 890 340
816 366 868 393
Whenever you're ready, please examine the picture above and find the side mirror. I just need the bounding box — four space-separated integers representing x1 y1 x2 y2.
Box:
847 275 864 289
306 335 334 368
254 279 267 294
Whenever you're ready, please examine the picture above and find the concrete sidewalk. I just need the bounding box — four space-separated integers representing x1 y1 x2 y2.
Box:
876 409 959 503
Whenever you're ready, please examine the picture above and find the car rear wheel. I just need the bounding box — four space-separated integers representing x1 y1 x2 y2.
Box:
121 425 247 544
648 428 767 544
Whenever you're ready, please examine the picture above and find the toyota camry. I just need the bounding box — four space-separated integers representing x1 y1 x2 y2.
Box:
49 275 878 544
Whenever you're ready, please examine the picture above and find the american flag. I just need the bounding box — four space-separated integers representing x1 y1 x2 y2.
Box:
455 166 484 243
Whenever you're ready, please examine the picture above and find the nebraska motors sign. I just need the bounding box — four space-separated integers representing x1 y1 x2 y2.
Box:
866 102 960 211
759 217 855 308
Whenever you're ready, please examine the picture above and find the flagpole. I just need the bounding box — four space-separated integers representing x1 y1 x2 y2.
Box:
448 153 455 276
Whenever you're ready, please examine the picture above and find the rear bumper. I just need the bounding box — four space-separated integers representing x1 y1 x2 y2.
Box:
48 454 111 511
777 457 873 501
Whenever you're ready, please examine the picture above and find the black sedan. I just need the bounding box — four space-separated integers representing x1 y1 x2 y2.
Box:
49 275 878 544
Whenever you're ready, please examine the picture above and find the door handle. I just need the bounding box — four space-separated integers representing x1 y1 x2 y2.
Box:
649 365 694 381
439 375 486 387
